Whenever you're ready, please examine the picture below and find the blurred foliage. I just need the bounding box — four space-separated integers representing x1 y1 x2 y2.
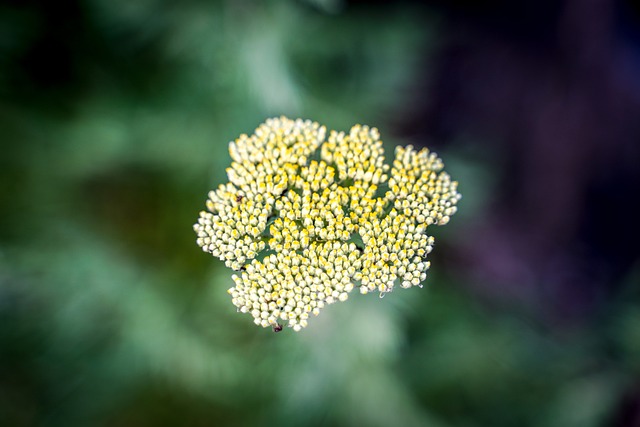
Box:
1 0 639 426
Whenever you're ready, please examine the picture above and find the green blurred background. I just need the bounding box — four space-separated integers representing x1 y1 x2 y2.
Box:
2 0 640 426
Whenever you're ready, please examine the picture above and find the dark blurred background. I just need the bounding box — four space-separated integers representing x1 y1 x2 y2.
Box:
1 0 639 426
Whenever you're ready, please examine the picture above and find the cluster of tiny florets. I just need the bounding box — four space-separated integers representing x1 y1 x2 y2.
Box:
194 116 461 331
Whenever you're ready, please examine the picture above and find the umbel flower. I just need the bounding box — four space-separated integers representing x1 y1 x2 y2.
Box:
194 117 461 331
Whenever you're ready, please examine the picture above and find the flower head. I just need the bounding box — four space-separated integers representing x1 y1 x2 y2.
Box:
194 116 461 331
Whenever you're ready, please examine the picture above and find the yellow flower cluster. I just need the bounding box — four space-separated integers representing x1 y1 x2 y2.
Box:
194 116 461 331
